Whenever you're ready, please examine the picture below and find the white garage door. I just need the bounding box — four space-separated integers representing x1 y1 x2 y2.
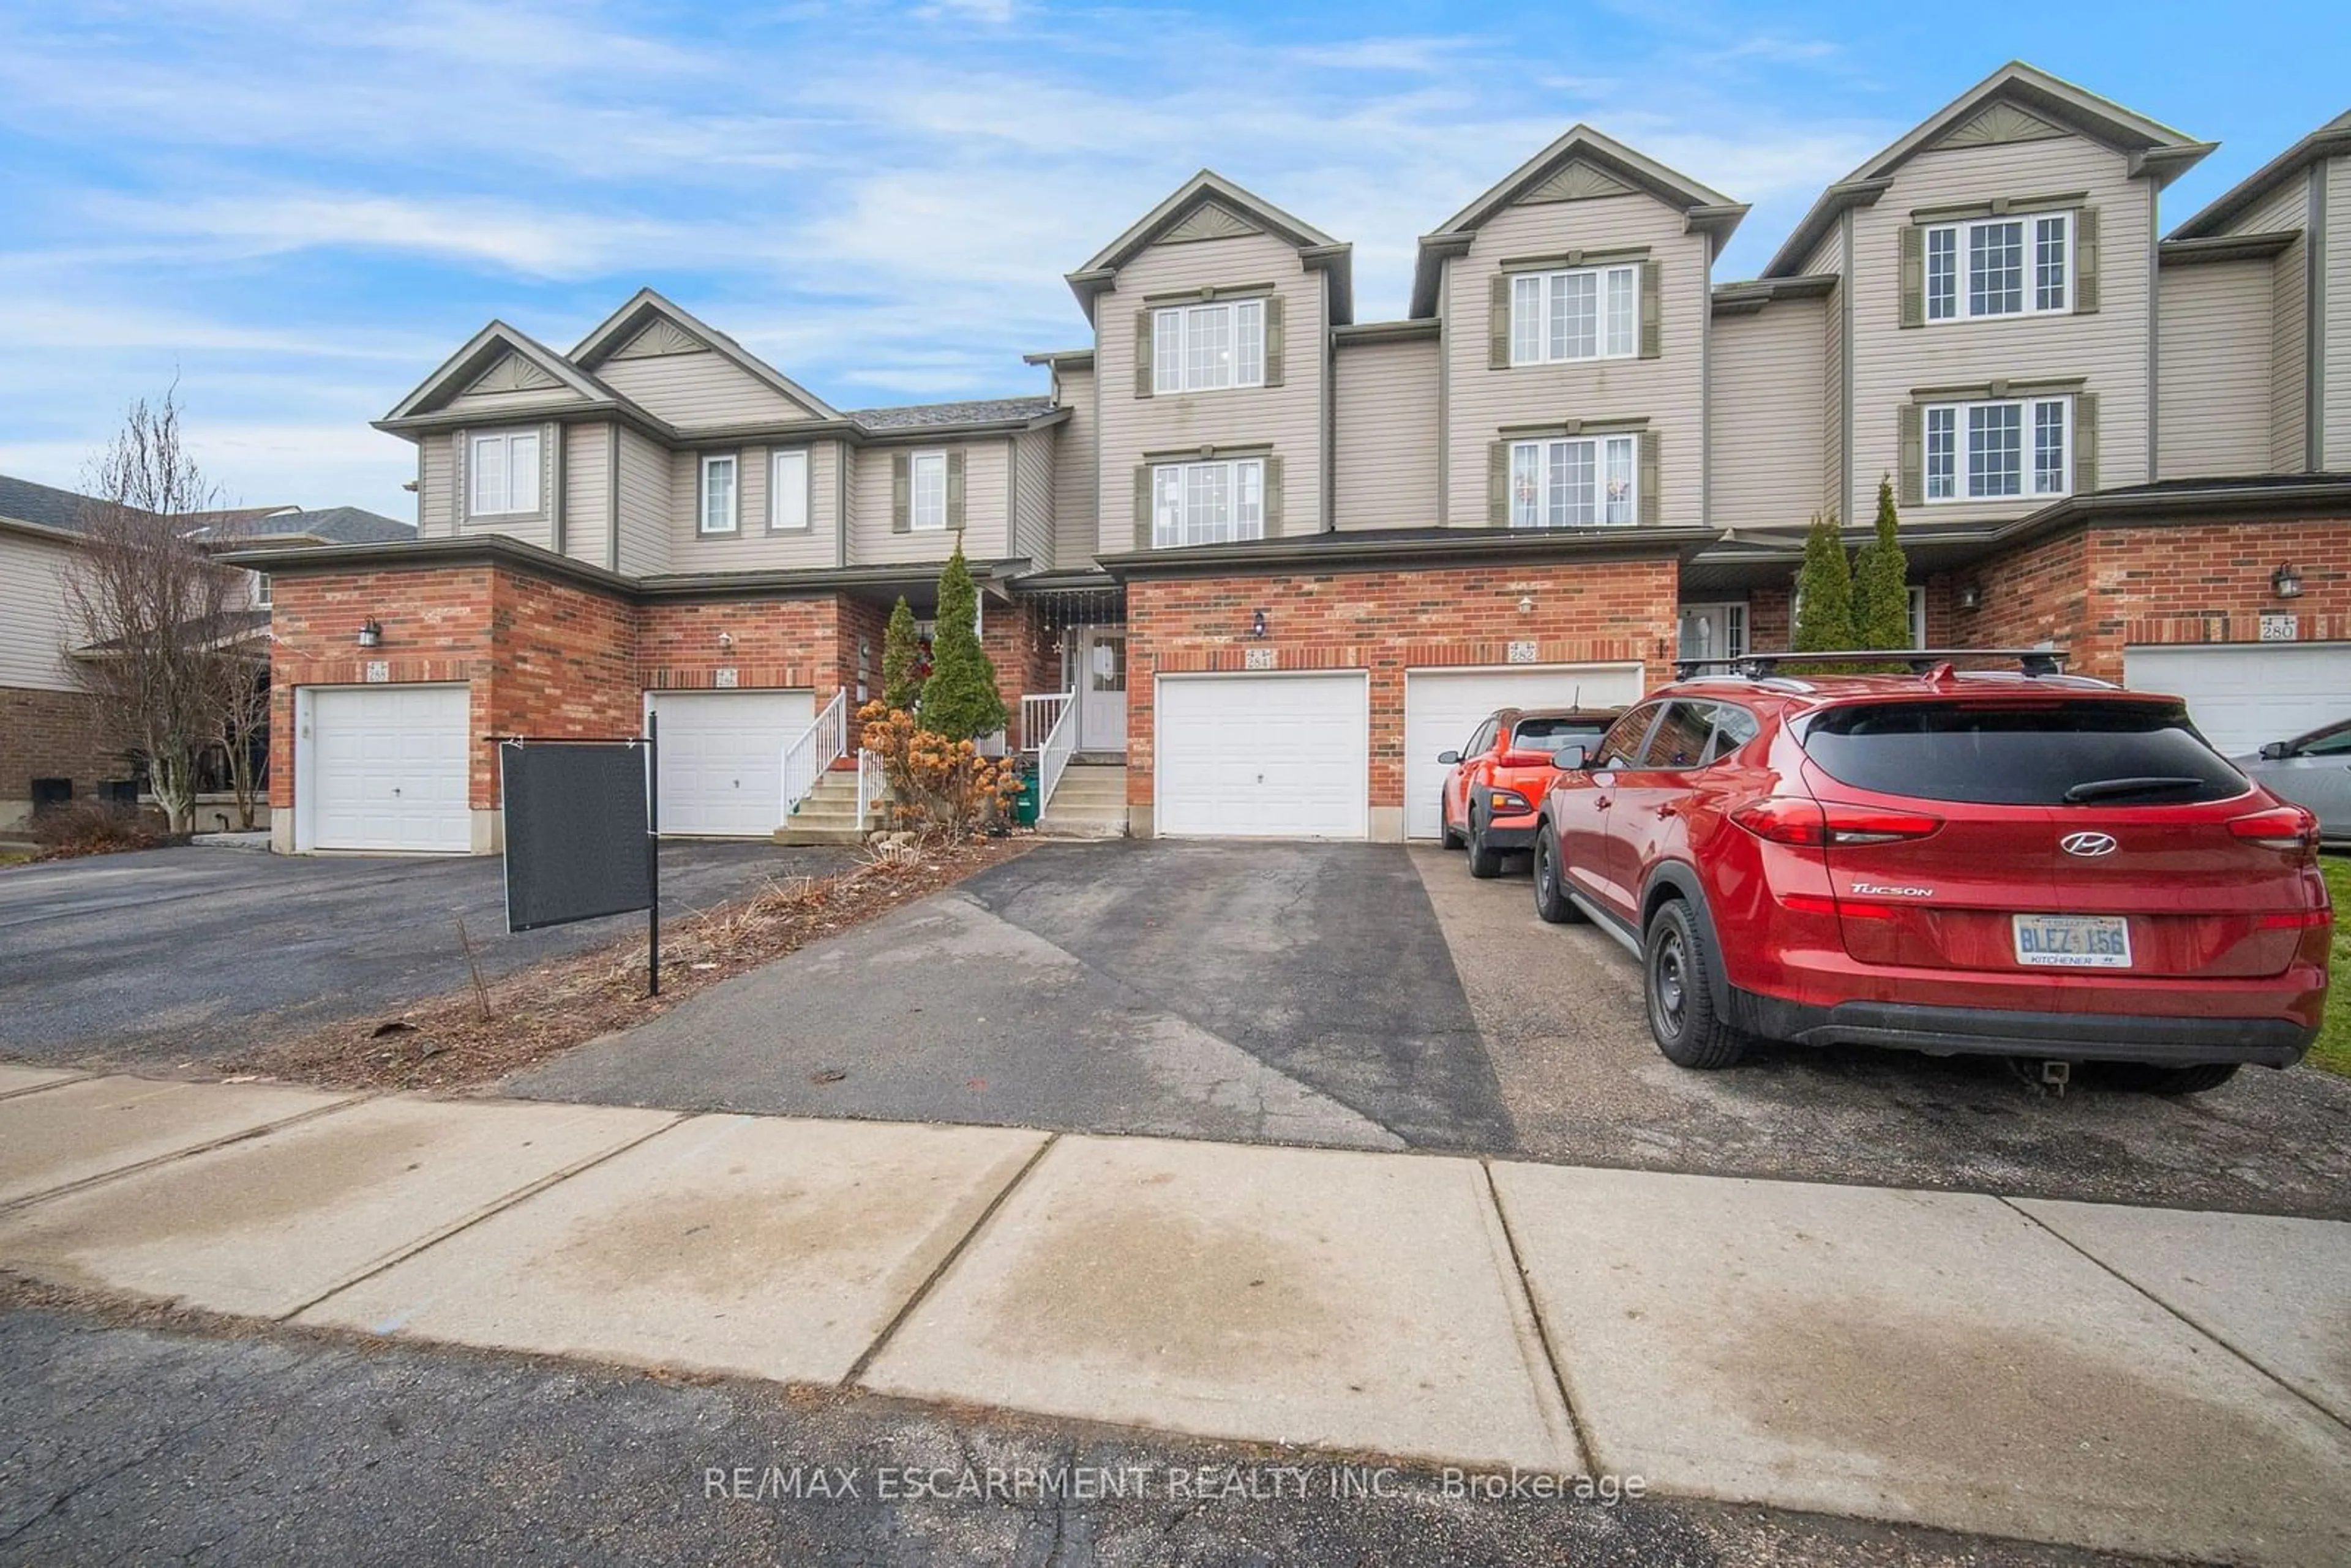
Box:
2123 643 2351 757
1156 673 1368 839
310 685 471 853
645 689 815 837
1401 664 1646 840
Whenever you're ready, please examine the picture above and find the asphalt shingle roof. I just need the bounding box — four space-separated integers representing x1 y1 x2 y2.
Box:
242 506 416 544
0 473 97 533
844 396 1057 430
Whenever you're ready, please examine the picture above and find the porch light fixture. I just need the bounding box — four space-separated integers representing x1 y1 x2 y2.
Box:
2271 562 2304 599
717 630 734 651
1957 583 1983 612
356 618 383 650
1518 595 1535 614
1251 607 1269 639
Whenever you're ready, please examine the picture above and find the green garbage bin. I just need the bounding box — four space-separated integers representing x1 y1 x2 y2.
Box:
1013 773 1040 826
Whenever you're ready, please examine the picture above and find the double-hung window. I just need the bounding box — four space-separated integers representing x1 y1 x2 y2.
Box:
1151 457 1264 548
1510 264 1638 365
467 429 541 517
1152 299 1264 394
1507 434 1638 528
909 451 948 530
1922 396 2071 503
1924 212 2070 321
699 452 738 534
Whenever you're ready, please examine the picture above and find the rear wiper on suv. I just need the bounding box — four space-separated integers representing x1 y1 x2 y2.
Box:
2061 776 2207 804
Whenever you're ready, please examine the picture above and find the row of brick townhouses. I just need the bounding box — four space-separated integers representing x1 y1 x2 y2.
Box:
236 62 2351 852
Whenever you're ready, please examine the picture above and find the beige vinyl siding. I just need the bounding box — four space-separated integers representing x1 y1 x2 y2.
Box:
1847 134 2153 522
2271 232 2311 470
596 349 816 430
1011 433 1054 565
439 384 584 418
1051 366 1098 569
563 423 611 565
1807 226 1850 518
666 444 840 570
2156 260 2275 478
2326 156 2349 470
2225 178 2315 472
1441 192 1709 528
848 441 1010 566
0 527 78 691
1093 230 1327 554
418 432 457 536
1332 335 1439 529
1711 298 1828 528
613 427 670 576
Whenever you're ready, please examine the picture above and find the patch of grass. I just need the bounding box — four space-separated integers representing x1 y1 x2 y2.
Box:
2312 855 2351 1076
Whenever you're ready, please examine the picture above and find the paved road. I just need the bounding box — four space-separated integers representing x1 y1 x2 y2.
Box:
0 842 850 1067
0 1307 2140 1567
519 839 2351 1216
515 841 1512 1150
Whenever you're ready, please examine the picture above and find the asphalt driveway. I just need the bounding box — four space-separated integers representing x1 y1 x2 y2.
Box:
516 838 2351 1217
0 842 850 1068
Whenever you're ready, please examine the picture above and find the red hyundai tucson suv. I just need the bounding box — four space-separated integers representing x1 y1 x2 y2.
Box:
1531 653 2332 1093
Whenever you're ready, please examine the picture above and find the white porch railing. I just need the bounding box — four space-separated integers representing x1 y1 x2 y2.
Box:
855 746 886 829
780 689 849 819
1030 689 1079 818
1020 692 1071 753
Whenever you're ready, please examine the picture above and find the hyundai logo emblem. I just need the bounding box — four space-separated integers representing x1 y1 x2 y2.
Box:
2061 831 2118 857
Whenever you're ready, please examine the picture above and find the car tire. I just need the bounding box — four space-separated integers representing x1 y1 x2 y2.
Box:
1439 793 1463 850
1531 823 1584 923
1466 809 1503 879
2122 1060 2241 1095
1644 899 1747 1070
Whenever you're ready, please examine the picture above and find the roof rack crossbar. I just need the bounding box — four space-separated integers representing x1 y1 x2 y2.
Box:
1670 648 2068 683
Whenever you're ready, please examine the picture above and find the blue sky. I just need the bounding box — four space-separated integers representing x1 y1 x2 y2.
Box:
2 1 2345 522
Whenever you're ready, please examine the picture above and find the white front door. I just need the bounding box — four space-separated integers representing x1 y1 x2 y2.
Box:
1076 628 1128 752
307 684 471 853
1678 602 1749 666
2123 642 2351 758
1400 664 1646 840
1155 672 1368 838
643 689 815 837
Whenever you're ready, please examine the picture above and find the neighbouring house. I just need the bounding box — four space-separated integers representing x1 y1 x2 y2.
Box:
0 473 414 830
230 63 2351 855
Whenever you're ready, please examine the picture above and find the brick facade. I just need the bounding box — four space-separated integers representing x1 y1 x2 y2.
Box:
0 684 125 808
1933 519 2351 681
1127 558 1680 820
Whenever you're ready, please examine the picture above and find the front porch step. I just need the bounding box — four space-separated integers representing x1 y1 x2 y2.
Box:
772 766 883 845
1038 763 1129 838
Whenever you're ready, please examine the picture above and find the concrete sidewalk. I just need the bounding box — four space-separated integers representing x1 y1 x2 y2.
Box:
1 1065 2346 1566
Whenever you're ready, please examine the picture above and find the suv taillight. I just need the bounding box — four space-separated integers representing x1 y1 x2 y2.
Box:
1731 797 1944 847
2227 805 2321 860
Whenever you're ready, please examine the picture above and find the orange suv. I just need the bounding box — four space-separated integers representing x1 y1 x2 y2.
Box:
1439 707 1624 877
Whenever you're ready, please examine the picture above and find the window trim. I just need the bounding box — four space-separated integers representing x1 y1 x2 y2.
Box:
1907 586 1928 650
769 447 811 533
909 450 949 532
1507 433 1639 528
1921 394 2072 504
249 572 272 610
1151 298 1265 395
1509 261 1640 366
1149 456 1266 549
465 427 542 519
698 451 740 536
1923 210 2071 322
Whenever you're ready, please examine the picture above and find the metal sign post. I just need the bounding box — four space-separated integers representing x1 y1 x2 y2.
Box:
645 710 659 997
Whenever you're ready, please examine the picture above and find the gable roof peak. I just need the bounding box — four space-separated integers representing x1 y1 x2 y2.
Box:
569 288 838 418
379 320 626 425
1409 125 1747 318
1068 168 1352 323
1761 60 2213 276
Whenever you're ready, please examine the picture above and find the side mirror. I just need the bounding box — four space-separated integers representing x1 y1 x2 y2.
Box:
1437 750 1461 765
1554 744 1588 771
2259 741 2292 760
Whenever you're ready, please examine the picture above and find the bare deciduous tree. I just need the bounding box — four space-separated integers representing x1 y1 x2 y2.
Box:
65 390 257 834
